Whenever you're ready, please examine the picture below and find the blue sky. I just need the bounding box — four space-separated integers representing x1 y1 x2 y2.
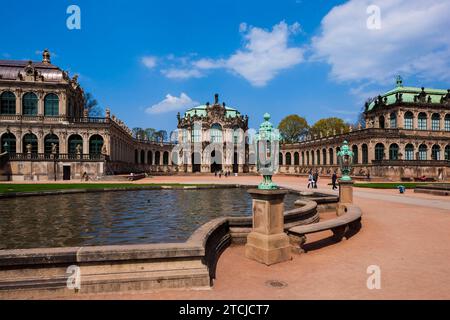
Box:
2 0 450 133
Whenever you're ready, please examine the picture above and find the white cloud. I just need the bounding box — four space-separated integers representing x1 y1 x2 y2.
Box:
141 56 157 69
145 93 198 114
311 0 450 84
161 68 204 79
158 21 305 86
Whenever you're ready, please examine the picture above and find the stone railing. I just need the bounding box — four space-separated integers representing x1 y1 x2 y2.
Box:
8 153 107 162
0 115 110 124
371 159 450 166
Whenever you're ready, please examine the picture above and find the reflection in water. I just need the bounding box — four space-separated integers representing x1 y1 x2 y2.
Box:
0 189 298 249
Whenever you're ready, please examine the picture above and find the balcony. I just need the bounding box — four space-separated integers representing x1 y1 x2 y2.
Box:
7 153 108 162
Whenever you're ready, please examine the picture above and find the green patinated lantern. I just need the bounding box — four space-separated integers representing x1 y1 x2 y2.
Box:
255 113 281 190
337 140 354 182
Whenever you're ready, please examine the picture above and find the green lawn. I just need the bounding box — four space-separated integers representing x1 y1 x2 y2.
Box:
0 183 212 194
353 182 430 189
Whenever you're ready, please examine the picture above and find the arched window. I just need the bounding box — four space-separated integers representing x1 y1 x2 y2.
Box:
163 151 169 165
44 134 59 154
404 111 413 130
44 94 59 116
233 126 241 145
389 144 399 160
379 115 385 129
279 152 283 165
306 151 310 165
431 145 441 160
147 151 153 164
362 144 368 164
140 150 145 163
23 133 38 154
445 114 450 131
431 114 440 131
352 145 359 164
191 124 201 143
0 91 16 115
375 143 384 161
89 135 104 154
210 123 222 143
286 152 292 165
418 144 427 160
390 112 397 128
68 134 83 154
1 132 16 153
294 152 299 166
22 92 38 115
311 151 315 165
418 112 427 130
445 145 450 161
155 151 161 165
134 150 138 164
329 148 334 165
322 149 327 165
301 151 305 165
405 144 414 160
316 150 320 165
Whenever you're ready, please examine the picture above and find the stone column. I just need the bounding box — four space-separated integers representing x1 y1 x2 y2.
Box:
245 189 292 266
337 180 354 216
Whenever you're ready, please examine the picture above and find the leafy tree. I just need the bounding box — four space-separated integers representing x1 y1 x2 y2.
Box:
310 117 350 136
278 115 309 143
83 92 103 117
144 128 156 141
155 130 168 142
132 127 146 139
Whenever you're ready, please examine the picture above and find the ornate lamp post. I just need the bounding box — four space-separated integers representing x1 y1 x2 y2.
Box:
336 140 355 215
254 113 280 190
245 113 291 265
337 140 354 182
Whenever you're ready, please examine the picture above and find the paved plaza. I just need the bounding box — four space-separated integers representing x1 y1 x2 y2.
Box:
9 175 448 300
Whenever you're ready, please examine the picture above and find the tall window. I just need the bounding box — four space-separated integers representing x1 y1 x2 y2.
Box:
68 134 83 154
294 152 299 165
182 129 188 143
404 112 413 130
389 144 399 160
311 151 315 165
322 149 327 165
418 144 427 160
418 113 427 130
233 127 241 145
0 91 16 115
431 114 440 131
390 113 397 128
405 144 414 160
431 145 441 160
191 127 201 143
329 148 334 165
301 151 305 165
22 92 38 115
286 153 292 165
445 114 450 131
210 123 222 143
147 151 153 164
22 133 38 154
352 145 358 164
316 150 320 165
44 134 59 154
445 145 450 161
163 151 169 165
89 135 104 154
1 133 16 153
375 143 385 161
44 93 59 116
379 116 385 129
279 153 283 165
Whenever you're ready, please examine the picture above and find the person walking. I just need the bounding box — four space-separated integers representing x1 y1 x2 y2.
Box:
307 171 314 189
331 171 338 190
313 170 319 189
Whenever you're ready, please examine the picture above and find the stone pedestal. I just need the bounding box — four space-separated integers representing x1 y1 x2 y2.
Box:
245 189 292 265
337 180 354 216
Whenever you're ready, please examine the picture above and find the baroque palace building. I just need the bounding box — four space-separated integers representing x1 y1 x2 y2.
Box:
279 77 450 180
1 51 449 181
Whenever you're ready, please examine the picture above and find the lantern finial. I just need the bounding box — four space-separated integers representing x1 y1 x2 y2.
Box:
337 140 354 182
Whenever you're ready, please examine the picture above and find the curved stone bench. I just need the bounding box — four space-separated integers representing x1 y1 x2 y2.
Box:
288 204 362 253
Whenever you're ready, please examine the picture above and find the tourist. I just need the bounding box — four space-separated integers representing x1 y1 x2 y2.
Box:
307 171 314 189
367 171 371 181
214 171 217 177
219 170 222 178
331 171 338 190
313 170 319 189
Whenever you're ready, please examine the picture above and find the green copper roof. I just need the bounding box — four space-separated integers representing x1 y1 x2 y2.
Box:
367 77 449 112
184 104 241 118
